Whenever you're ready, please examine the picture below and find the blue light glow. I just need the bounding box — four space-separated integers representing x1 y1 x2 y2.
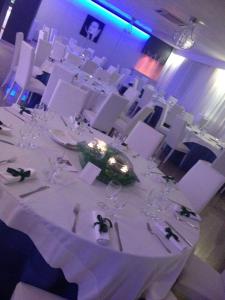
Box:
73 0 151 40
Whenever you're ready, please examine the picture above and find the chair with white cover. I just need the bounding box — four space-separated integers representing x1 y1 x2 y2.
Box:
4 41 45 103
64 52 84 68
83 93 128 134
154 101 170 135
182 112 194 125
163 103 185 128
82 48 95 59
161 115 190 164
173 255 225 300
11 282 66 300
48 79 88 117
50 41 66 62
41 64 74 107
1 32 24 87
94 67 110 83
38 29 48 41
114 106 154 137
108 71 124 86
177 160 225 212
107 65 117 74
126 121 164 159
80 60 98 75
34 39 51 67
92 56 107 67
124 86 139 103
138 84 156 109
195 113 208 129
212 149 225 177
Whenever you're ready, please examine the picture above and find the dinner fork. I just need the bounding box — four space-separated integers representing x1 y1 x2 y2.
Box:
72 203 80 233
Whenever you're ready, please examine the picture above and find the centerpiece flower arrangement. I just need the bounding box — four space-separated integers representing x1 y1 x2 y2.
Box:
77 138 139 186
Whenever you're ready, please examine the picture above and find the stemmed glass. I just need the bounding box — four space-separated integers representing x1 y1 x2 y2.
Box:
105 180 122 218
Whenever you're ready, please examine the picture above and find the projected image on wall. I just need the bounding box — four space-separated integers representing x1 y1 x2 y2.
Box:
80 15 105 43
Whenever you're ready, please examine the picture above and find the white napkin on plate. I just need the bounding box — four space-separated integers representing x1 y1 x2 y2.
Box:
151 220 187 252
0 167 36 184
92 211 111 246
173 204 201 221
49 129 78 148
12 103 32 118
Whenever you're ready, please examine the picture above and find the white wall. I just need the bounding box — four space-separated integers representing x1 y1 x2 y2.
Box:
32 0 148 68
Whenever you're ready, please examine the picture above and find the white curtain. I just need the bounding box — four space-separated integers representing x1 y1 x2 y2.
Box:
157 53 225 136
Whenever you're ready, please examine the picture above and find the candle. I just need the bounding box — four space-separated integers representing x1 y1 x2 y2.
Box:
121 165 128 173
108 157 116 165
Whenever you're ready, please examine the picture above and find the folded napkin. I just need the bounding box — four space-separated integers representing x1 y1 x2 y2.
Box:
174 204 201 221
49 129 78 148
0 167 36 184
92 211 112 246
151 220 187 252
12 104 32 117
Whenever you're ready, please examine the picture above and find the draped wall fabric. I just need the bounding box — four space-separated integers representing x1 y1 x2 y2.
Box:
157 53 225 136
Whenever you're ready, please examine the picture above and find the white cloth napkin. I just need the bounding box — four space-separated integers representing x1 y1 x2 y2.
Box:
92 211 111 246
0 167 36 184
49 129 78 148
151 220 187 252
12 103 32 118
173 204 201 221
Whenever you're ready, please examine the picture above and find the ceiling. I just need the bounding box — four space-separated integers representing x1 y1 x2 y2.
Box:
106 0 225 68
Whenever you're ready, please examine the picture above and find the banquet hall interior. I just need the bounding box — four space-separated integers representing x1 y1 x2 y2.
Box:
0 0 225 299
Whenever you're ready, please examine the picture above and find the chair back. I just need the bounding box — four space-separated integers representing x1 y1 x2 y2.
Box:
126 121 164 159
94 68 110 83
34 39 51 67
49 79 88 117
155 102 169 130
49 28 58 44
64 52 84 68
177 160 225 212
92 93 128 133
41 64 74 106
108 72 124 86
83 48 95 59
164 104 184 127
92 56 106 67
50 41 66 61
107 65 117 74
11 32 24 69
182 112 194 125
124 87 139 102
38 29 48 41
138 85 156 108
15 41 34 89
80 60 98 75
166 116 187 148
124 106 154 136
212 149 225 177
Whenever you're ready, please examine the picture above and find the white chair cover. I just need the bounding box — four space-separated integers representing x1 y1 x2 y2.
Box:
34 39 51 67
38 29 48 41
164 104 185 127
177 160 225 212
166 116 187 149
92 56 107 67
41 64 74 106
126 121 164 159
138 84 156 108
94 68 110 83
107 65 117 74
50 41 66 62
83 93 128 133
80 60 98 75
11 282 66 300
64 52 84 68
1 32 24 87
173 255 225 300
48 79 88 117
212 149 225 177
114 106 154 137
124 87 139 103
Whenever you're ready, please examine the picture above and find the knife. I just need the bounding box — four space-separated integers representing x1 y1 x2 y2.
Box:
19 186 50 198
114 222 123 252
0 139 15 146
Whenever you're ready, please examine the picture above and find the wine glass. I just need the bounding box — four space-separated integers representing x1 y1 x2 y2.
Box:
105 180 122 218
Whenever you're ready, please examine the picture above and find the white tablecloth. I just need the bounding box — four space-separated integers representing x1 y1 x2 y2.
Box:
0 107 199 300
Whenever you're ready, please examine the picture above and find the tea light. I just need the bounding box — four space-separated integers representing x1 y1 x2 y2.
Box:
96 140 107 154
88 142 94 148
108 157 116 165
120 165 129 173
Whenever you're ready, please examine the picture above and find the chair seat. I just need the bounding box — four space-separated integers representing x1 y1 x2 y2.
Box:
28 77 45 95
11 282 66 300
176 143 190 153
173 255 225 300
83 109 96 124
32 65 43 77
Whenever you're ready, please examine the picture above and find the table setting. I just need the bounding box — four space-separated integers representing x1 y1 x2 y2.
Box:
0 106 200 300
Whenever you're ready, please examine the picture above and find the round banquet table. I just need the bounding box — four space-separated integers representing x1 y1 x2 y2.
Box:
0 106 200 300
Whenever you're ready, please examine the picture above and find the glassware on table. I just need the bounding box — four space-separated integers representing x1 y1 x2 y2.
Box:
143 156 158 177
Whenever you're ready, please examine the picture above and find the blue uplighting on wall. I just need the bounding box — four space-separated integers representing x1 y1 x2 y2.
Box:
74 0 151 40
